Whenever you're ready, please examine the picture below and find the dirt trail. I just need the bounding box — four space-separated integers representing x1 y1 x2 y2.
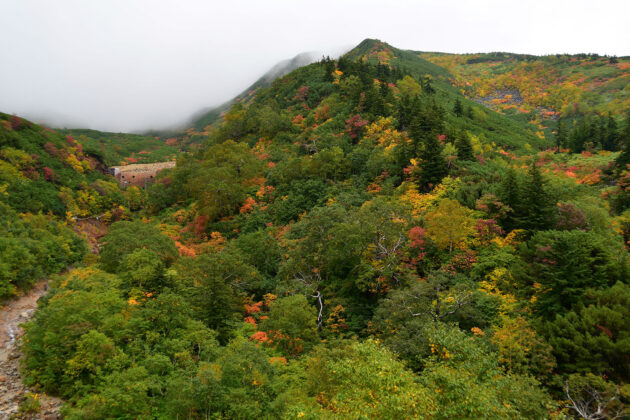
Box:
0 282 62 419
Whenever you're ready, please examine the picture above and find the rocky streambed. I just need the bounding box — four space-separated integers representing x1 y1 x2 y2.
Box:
0 281 62 419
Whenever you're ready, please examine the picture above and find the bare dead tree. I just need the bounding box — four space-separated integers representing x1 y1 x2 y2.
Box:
565 377 626 420
391 274 474 322
293 270 324 328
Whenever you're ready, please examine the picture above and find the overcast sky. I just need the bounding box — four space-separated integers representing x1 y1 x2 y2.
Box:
1 0 628 133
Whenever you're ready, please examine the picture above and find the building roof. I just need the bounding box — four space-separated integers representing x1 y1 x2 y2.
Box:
110 161 176 174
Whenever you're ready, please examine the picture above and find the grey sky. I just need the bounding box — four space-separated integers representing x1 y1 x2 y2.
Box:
1 0 628 132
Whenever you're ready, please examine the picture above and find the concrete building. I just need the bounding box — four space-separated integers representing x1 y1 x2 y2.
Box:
109 161 176 188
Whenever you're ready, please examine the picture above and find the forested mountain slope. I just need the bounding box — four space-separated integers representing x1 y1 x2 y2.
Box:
8 38 630 418
0 112 163 299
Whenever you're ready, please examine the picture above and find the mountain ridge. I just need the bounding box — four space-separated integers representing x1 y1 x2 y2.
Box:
189 51 319 130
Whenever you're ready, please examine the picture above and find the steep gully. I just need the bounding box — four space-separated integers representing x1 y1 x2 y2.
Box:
0 218 107 419
0 281 62 419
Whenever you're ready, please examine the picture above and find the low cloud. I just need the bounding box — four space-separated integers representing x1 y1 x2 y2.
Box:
1 0 627 132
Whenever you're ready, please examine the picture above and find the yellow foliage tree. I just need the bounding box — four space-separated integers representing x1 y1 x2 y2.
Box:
491 315 556 378
398 177 462 217
424 198 475 253
396 75 422 97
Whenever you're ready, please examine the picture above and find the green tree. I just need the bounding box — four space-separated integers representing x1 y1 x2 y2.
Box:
66 366 153 420
616 110 630 171
260 294 319 356
65 330 120 385
293 339 435 418
453 98 463 117
555 119 567 150
604 113 619 151
213 337 283 419
231 229 282 288
173 252 258 341
421 75 435 95
186 140 263 222
521 162 554 231
455 130 474 161
418 132 448 191
519 230 623 319
99 220 177 273
499 168 520 231
323 58 335 82
119 248 165 292
542 282 630 380
21 268 126 397
372 272 486 371
419 324 557 419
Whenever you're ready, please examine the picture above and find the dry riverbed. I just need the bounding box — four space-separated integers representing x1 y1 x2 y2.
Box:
0 281 62 419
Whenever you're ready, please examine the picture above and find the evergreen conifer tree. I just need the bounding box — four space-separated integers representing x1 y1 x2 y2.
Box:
615 111 630 171
500 168 521 231
412 119 447 191
397 93 421 131
595 115 606 149
521 162 554 231
323 58 335 82
380 79 390 99
455 130 474 161
555 119 567 150
604 113 619 151
453 98 463 117
421 75 435 95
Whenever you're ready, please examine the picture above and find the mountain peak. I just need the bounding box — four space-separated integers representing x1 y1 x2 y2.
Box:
344 39 398 63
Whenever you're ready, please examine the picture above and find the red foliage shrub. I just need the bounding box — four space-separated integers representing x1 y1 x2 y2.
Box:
239 197 257 214
44 142 60 158
10 115 23 130
43 167 55 182
292 114 305 126
556 202 589 231
193 214 209 236
408 226 427 263
245 301 263 314
443 249 478 274
294 85 309 101
474 219 505 243
250 331 269 343
314 104 330 121
345 115 368 141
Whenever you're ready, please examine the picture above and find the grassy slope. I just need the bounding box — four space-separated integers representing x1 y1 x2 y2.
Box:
343 39 545 151
418 50 630 136
62 128 181 167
